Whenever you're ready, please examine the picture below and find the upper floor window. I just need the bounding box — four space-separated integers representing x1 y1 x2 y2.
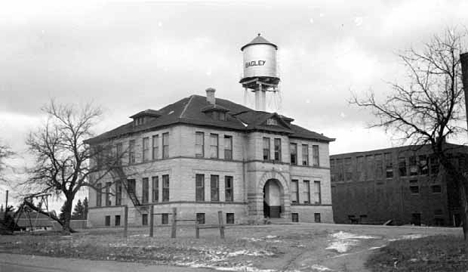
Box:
196 174 205 202
263 137 270 161
152 135 159 160
210 134 219 159
142 137 149 162
290 143 297 165
314 180 322 204
162 133 169 159
291 179 298 203
116 142 123 165
385 153 393 178
399 157 407 177
344 157 352 181
115 181 122 206
419 155 428 175
409 156 418 176
302 144 309 166
312 145 320 166
225 176 233 202
96 183 102 207
224 135 233 160
211 175 219 202
162 175 170 201
274 138 282 162
303 180 310 204
105 182 112 206
195 132 204 158
142 178 149 204
375 154 383 179
152 176 159 202
129 140 135 164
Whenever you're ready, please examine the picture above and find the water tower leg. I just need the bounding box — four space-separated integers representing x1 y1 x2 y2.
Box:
255 90 260 110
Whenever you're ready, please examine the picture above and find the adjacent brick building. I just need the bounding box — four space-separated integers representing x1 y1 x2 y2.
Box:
86 89 334 227
330 144 468 227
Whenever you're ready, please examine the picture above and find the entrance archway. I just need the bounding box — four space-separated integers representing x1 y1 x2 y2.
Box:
263 179 283 218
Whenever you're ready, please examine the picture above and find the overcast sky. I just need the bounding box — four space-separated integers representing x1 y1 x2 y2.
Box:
1 0 468 206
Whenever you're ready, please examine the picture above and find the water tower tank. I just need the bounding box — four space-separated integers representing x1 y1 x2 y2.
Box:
240 34 280 89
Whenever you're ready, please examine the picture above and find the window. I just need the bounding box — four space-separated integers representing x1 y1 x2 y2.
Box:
365 155 374 180
431 185 442 193
219 112 226 121
116 142 123 165
162 132 169 159
196 213 205 224
434 218 445 226
224 135 233 160
375 154 383 179
398 157 407 177
211 175 219 202
152 135 159 160
162 213 169 225
267 118 278 126
291 180 299 203
314 181 321 204
142 178 149 204
115 215 121 226
225 176 234 202
292 213 299 222
105 182 112 206
162 175 169 201
344 157 352 181
290 143 297 165
357 156 365 181
142 137 149 162
142 214 148 226
105 215 111 226
409 185 419 194
274 138 282 162
419 155 428 175
263 137 270 160
312 145 320 166
195 132 204 158
330 159 336 182
115 181 122 206
129 140 135 164
314 213 321 223
196 174 205 202
302 144 309 165
226 213 235 224
430 156 439 175
210 134 219 158
152 176 159 202
127 179 136 195
303 180 310 204
409 156 418 176
385 153 393 178
336 158 344 181
96 183 102 207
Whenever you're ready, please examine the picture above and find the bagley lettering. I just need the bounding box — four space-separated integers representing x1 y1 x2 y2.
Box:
245 60 266 68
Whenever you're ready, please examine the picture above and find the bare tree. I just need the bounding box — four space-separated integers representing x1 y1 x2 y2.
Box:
24 100 121 233
351 29 468 240
0 141 13 182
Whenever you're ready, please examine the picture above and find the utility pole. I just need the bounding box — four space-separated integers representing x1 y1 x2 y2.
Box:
5 190 8 210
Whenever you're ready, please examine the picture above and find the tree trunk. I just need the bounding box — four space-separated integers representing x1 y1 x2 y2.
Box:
61 197 74 234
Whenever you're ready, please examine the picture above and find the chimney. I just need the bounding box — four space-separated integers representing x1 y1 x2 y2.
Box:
461 53 468 131
206 88 216 105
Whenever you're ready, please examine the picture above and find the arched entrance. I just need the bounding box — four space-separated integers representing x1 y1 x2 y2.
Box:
263 179 283 218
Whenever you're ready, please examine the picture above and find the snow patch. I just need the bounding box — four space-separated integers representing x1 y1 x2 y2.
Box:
326 240 357 253
388 234 427 241
326 231 378 253
330 231 378 240
310 264 334 271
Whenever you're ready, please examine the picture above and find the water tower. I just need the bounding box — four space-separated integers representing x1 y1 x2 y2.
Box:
240 34 280 111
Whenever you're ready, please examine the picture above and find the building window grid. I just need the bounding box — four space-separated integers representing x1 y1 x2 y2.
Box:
398 157 407 177
115 181 122 206
302 144 309 166
162 175 169 202
409 156 418 176
225 176 234 202
375 154 383 179
96 183 102 207
162 132 169 159
210 134 219 159
274 138 282 162
312 145 320 166
211 175 220 202
291 180 299 203
195 132 204 158
314 181 321 204
142 137 149 162
142 177 149 204
224 135 233 160
384 153 393 178
129 140 135 164
152 176 159 202
336 158 344 181
290 143 297 165
344 157 352 181
196 174 205 202
419 155 429 175
105 182 112 206
152 135 159 160
303 180 310 204
263 137 270 161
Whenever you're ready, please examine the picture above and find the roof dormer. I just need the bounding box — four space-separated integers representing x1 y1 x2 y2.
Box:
130 109 162 126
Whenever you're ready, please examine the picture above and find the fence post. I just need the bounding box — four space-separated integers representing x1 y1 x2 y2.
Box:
149 205 154 237
171 207 177 238
218 211 225 239
123 205 128 238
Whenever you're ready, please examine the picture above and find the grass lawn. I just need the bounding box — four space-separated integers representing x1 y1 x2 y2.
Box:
0 223 464 271
366 235 468 272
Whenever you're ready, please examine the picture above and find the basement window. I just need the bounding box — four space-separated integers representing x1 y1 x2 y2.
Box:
162 213 169 225
292 213 299 222
226 213 235 224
